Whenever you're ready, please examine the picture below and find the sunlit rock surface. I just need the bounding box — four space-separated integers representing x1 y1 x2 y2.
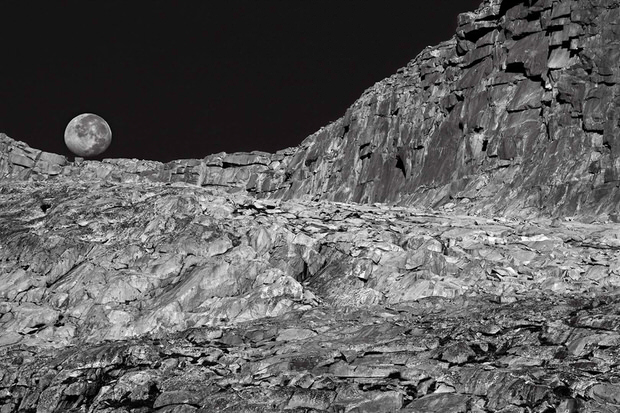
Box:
2 0 620 411
2 178 620 411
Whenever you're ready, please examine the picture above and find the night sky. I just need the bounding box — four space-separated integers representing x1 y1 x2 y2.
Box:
3 1 483 162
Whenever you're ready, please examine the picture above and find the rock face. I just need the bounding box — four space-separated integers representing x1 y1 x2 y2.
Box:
279 0 620 218
4 0 620 219
3 0 620 412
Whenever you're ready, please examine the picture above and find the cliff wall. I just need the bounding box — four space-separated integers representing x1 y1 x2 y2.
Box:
280 0 620 217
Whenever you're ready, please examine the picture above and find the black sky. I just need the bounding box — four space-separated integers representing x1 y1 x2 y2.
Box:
2 1 483 162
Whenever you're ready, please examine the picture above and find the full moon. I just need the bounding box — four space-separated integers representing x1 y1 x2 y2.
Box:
64 113 112 157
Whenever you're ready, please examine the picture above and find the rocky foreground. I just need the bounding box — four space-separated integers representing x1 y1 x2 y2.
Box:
1 177 620 412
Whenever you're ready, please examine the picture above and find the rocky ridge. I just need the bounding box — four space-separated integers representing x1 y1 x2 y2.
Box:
2 0 620 411
3 0 620 219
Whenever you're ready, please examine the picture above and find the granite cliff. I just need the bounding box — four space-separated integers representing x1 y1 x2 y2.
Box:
2 0 620 412
3 0 620 219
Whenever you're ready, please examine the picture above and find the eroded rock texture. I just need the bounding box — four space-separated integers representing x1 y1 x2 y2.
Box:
2 0 620 411
280 0 620 218
2 179 620 411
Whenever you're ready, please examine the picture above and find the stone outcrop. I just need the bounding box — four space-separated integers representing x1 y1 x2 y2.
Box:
0 134 294 195
280 0 620 218
4 0 620 219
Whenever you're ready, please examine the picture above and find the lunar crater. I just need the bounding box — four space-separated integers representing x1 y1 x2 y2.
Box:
64 113 112 157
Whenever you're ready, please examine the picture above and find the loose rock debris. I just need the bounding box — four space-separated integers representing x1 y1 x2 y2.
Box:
0 181 619 411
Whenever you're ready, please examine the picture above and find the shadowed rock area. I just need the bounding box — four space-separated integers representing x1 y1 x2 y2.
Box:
2 0 620 411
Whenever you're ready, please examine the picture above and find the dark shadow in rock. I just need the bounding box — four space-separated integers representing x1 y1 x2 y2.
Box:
499 0 529 18
396 155 407 178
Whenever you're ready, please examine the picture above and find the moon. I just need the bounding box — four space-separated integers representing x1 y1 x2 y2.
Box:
64 113 112 157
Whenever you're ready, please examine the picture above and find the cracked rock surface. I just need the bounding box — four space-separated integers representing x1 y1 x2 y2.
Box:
2 0 620 411
1 179 620 412
5 293 620 412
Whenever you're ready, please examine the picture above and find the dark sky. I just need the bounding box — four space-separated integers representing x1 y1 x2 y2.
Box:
2 1 482 162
